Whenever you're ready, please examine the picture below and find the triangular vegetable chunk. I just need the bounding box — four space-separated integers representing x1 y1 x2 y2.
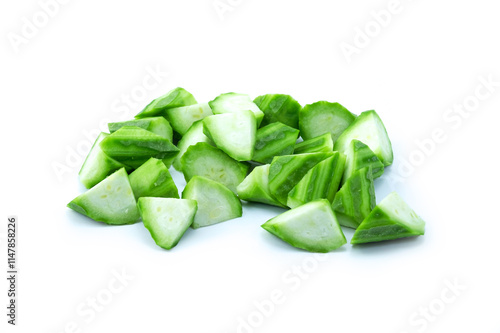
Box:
129 158 179 199
261 200 346 253
173 120 214 172
135 87 197 118
332 167 375 229
181 142 249 194
100 126 179 169
108 117 173 141
138 198 197 249
67 168 140 225
294 133 333 154
79 132 131 189
237 165 286 208
299 101 356 143
334 110 393 166
253 122 299 164
166 103 213 136
351 192 425 244
342 139 384 184
268 152 333 206
287 152 346 209
209 92 264 126
203 110 256 161
182 176 242 229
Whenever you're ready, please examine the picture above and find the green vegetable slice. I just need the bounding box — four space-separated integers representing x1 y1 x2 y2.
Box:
135 87 197 118
138 198 197 249
79 133 131 189
332 167 376 229
253 94 301 129
268 152 333 206
203 110 256 161
165 103 213 136
181 142 249 193
351 192 425 244
100 126 179 169
253 122 299 164
67 168 140 225
334 110 393 166
343 139 384 184
129 158 179 199
236 164 286 208
299 101 356 143
209 93 264 126
287 152 346 208
108 117 173 142
261 199 346 253
173 120 213 172
294 133 333 154
182 176 242 229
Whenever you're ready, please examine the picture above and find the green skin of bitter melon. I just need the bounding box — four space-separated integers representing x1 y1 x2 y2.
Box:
332 167 376 229
108 117 173 142
135 87 197 119
253 94 301 129
268 152 333 206
293 133 334 154
100 126 179 169
287 152 346 208
351 192 425 244
129 158 179 199
253 122 300 164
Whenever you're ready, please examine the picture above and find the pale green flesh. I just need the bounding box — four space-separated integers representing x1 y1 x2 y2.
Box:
166 103 213 136
209 93 264 126
299 102 356 143
334 110 393 166
173 121 213 171
68 168 140 225
262 199 346 253
181 142 249 194
138 198 197 249
79 133 130 189
182 176 242 229
203 110 256 161
135 87 197 118
351 192 425 244
108 117 173 141
236 165 286 208
129 158 179 199
293 133 333 154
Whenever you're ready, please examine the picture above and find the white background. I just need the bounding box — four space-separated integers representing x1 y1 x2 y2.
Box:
1 0 500 332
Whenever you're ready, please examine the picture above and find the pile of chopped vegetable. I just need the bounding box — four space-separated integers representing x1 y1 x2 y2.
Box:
68 87 426 252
